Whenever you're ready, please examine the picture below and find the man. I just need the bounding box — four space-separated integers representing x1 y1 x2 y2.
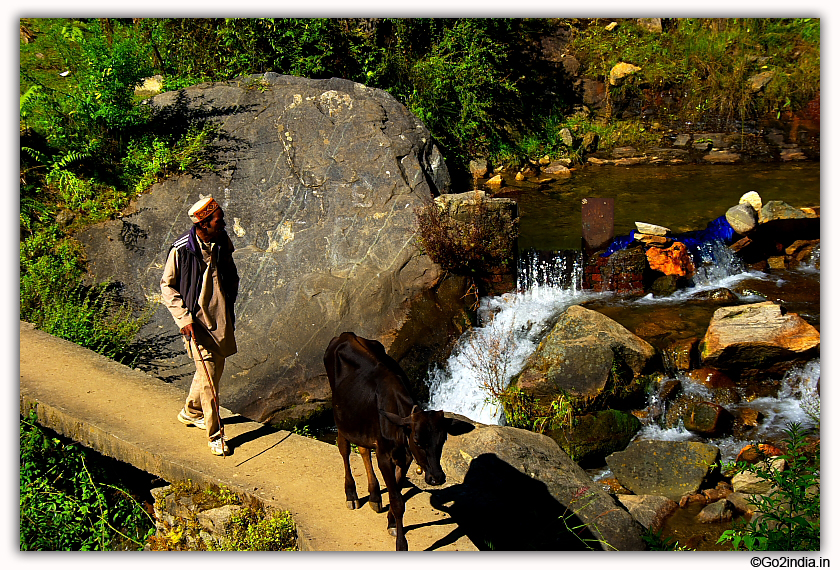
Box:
160 196 239 456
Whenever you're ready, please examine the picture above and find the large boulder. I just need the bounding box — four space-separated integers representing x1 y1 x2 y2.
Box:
438 424 646 550
515 305 656 410
699 301 820 372
606 440 721 501
76 73 465 426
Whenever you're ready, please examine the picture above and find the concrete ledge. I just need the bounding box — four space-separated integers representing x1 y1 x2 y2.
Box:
19 321 475 551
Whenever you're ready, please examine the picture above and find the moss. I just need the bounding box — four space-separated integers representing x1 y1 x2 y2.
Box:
549 409 642 464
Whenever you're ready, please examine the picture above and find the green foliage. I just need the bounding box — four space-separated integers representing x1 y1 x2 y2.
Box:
406 19 521 167
717 423 820 551
569 18 819 125
499 387 574 433
20 228 152 364
292 424 314 438
207 507 297 551
202 485 240 507
20 410 155 550
121 123 220 193
74 22 154 137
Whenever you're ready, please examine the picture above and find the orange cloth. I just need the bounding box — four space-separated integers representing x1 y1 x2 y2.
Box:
646 241 695 277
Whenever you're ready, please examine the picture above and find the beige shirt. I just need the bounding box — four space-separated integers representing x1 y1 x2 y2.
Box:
160 236 237 358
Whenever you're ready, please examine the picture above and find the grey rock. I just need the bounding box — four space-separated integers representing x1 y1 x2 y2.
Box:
759 200 808 223
517 305 655 406
606 440 721 501
725 203 757 234
440 424 646 550
726 491 757 515
674 134 691 147
549 409 641 465
560 127 574 147
197 504 245 533
747 71 775 93
617 494 677 532
700 301 820 370
697 499 733 523
543 162 572 177
76 74 465 426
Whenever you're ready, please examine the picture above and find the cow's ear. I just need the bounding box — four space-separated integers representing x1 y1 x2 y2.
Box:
380 409 410 427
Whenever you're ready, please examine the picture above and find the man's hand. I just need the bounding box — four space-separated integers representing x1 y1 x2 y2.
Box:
180 323 196 341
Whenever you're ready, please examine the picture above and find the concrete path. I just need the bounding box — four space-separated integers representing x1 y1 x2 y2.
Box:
19 321 477 551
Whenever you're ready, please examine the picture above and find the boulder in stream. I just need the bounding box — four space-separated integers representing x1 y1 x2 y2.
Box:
699 301 820 372
616 494 678 533
515 304 656 410
439 424 646 551
606 440 721 501
547 409 641 466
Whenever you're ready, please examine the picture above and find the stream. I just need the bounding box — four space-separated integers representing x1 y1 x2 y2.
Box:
427 162 820 471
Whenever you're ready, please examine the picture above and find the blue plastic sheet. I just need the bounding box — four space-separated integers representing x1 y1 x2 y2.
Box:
601 215 737 260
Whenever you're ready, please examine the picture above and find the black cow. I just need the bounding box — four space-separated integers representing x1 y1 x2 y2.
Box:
324 332 452 551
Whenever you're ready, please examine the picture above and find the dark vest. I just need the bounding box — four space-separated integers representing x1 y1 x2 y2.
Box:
169 226 239 329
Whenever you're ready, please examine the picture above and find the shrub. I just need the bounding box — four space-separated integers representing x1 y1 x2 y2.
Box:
717 422 820 551
415 191 518 276
20 410 155 550
207 507 297 551
20 228 153 364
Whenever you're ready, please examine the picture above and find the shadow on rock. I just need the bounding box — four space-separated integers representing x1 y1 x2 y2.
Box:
426 453 598 551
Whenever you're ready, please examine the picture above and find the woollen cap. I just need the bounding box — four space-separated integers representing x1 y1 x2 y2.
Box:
188 197 220 223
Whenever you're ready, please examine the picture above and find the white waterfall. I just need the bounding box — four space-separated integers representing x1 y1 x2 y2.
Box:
427 239 775 427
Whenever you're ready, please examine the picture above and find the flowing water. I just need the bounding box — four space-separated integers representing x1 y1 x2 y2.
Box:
427 162 820 467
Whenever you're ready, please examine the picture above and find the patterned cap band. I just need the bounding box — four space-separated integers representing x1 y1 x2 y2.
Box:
188 197 219 223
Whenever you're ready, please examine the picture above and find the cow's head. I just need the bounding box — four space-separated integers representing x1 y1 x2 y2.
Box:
381 406 452 486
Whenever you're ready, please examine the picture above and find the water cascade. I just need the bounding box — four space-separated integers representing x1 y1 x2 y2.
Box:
632 359 820 467
427 248 594 424
428 240 819 459
516 248 584 291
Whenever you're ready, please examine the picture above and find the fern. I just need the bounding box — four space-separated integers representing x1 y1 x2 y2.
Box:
20 85 42 118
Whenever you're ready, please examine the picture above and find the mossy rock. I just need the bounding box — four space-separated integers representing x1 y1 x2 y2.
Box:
547 409 641 466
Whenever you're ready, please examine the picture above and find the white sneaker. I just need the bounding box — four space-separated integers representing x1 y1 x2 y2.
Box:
177 410 206 430
208 439 230 456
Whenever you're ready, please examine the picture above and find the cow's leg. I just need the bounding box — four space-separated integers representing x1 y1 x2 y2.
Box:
377 453 407 551
359 446 383 513
395 456 412 487
337 432 361 509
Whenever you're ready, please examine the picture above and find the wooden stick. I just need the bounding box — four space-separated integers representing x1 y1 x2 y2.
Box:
192 337 226 457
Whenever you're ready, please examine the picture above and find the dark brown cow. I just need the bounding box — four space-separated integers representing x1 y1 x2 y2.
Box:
324 332 452 551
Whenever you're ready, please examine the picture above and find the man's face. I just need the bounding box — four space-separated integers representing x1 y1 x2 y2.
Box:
201 209 226 241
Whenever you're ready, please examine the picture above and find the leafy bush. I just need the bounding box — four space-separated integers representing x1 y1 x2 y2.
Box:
717 423 820 551
20 228 152 364
20 410 155 550
406 19 520 167
207 507 297 551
